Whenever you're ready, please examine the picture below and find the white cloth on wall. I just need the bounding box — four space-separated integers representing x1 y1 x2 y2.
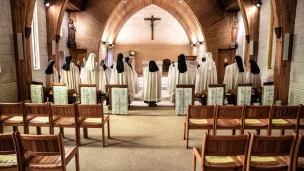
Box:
168 63 191 103
223 63 246 92
246 72 261 88
61 62 80 93
195 52 218 94
142 67 161 102
45 66 59 89
110 62 134 102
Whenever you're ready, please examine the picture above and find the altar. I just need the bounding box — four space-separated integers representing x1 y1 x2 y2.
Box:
142 61 163 73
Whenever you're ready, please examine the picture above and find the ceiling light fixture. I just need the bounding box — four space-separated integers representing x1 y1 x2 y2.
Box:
256 0 262 7
179 0 182 3
44 0 53 7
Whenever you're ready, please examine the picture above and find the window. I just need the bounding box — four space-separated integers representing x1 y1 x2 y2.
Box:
31 2 40 70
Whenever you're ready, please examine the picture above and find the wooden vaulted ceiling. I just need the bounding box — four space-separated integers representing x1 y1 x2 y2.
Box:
101 0 205 45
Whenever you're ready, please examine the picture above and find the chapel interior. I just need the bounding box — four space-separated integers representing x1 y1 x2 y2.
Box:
0 0 304 170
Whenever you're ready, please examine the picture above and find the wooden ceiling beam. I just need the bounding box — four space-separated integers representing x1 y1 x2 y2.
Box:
218 0 240 12
66 0 87 12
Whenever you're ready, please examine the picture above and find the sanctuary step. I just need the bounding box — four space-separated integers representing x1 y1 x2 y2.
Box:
138 77 168 90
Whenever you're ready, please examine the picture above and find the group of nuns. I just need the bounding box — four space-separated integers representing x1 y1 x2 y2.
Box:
44 52 261 106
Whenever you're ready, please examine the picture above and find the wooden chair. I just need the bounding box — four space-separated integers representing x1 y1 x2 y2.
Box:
23 103 55 135
261 83 275 105
107 85 129 110
214 105 244 135
30 81 44 103
0 103 31 134
268 105 300 135
50 104 81 146
192 133 250 171
293 134 304 170
207 84 225 105
13 132 79 171
298 104 304 133
79 84 97 104
0 134 17 171
236 83 252 105
242 105 272 135
52 83 69 104
184 105 215 148
247 133 296 171
77 104 110 147
176 85 195 115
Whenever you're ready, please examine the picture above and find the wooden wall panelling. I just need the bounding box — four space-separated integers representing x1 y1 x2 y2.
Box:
46 0 69 71
10 0 36 101
271 0 297 105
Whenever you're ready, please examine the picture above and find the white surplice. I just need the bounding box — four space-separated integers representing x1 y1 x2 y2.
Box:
110 62 134 102
105 67 112 85
45 66 59 89
129 64 139 94
142 67 162 102
223 63 246 92
246 72 261 88
61 62 80 93
82 53 98 85
168 63 191 103
97 66 107 93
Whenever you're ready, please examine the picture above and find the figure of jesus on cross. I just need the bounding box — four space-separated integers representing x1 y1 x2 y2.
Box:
144 15 161 40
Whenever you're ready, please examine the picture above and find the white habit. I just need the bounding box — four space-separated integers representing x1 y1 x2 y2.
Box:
45 66 59 89
246 72 261 88
223 63 246 92
142 67 162 102
82 53 98 85
61 62 80 93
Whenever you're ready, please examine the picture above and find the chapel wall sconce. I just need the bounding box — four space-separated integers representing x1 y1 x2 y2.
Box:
44 0 54 7
256 0 262 7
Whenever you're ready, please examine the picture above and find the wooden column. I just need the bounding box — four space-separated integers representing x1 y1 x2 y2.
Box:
10 0 36 101
271 0 297 104
46 0 69 71
237 0 261 66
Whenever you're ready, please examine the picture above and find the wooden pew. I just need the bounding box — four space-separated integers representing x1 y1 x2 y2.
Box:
192 133 250 171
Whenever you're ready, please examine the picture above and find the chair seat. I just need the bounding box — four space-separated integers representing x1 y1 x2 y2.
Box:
271 119 296 127
217 119 241 128
298 157 304 169
29 117 58 124
188 118 213 127
0 154 17 168
54 117 83 126
244 119 268 127
25 148 77 169
0 116 11 121
80 116 109 126
249 156 288 170
3 116 34 124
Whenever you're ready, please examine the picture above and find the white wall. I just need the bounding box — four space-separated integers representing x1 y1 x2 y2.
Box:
257 0 274 83
0 0 18 102
31 0 48 85
288 0 304 105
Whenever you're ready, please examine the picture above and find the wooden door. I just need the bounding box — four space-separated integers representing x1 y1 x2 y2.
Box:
218 49 236 84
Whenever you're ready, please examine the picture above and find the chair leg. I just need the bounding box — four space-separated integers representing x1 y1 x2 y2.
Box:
13 126 18 132
186 124 189 149
183 122 186 140
60 127 65 137
36 127 42 135
0 124 3 133
75 148 80 171
102 125 105 147
83 128 88 138
232 129 236 135
192 153 196 171
256 129 260 135
281 129 285 135
207 129 210 135
107 120 111 139
76 127 80 146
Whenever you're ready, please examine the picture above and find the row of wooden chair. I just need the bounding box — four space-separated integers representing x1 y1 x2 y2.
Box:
0 132 79 171
0 103 110 147
184 105 303 148
192 133 304 171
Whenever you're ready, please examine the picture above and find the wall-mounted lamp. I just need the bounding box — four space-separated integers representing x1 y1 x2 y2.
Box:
44 0 54 7
123 0 126 4
109 44 115 47
256 0 262 7
179 0 182 3
190 44 196 47
196 41 204 45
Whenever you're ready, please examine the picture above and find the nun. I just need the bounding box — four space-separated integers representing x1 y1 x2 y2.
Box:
110 53 134 102
61 56 80 92
100 59 112 85
223 55 246 92
168 54 191 103
246 59 261 88
125 57 139 94
82 53 98 85
195 52 218 94
45 60 59 89
79 57 86 83
143 61 162 107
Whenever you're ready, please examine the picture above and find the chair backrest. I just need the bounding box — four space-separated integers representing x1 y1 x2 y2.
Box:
293 134 304 170
0 134 15 155
216 105 243 119
79 84 97 104
244 105 271 119
77 104 103 118
107 85 128 110
207 84 225 105
14 132 65 170
23 103 50 117
262 85 274 105
0 103 24 117
271 105 300 119
176 85 195 115
248 133 296 157
52 83 68 104
50 104 76 117
187 105 215 119
237 83 252 105
30 83 44 103
201 133 250 167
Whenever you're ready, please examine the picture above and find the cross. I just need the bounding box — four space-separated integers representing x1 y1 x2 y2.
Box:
144 15 161 40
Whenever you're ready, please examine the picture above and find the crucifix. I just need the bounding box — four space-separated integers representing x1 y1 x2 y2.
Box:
144 15 161 40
